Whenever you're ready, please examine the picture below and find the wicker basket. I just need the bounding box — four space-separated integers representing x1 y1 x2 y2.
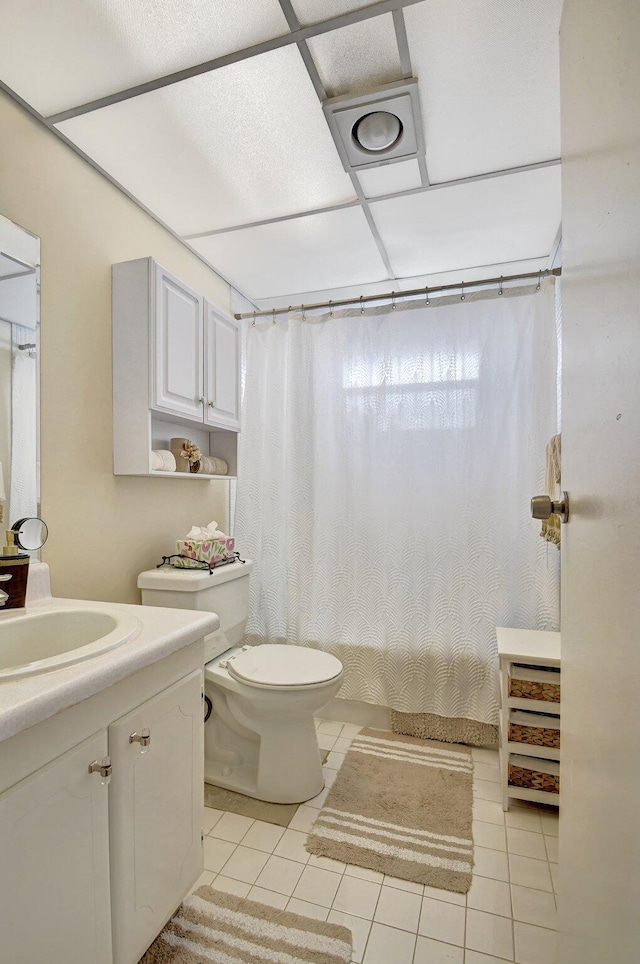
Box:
509 711 560 749
509 665 560 703
509 756 560 795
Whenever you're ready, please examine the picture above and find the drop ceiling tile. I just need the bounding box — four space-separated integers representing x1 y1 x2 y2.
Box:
292 0 384 27
405 0 562 182
190 207 389 301
0 0 290 115
56 46 356 236
307 14 402 98
370 166 561 278
357 159 422 198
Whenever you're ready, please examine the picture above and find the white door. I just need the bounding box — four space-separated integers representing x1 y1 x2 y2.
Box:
558 3 640 962
0 731 112 964
109 670 204 964
152 264 204 421
204 301 241 430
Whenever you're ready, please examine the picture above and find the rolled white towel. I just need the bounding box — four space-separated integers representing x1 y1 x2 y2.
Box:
151 449 176 472
199 456 228 476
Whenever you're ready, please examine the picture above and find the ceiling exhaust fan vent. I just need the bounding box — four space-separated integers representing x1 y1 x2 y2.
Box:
323 79 424 173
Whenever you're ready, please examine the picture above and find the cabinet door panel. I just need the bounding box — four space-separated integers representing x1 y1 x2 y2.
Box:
204 303 241 430
0 731 112 964
109 670 204 964
153 267 203 421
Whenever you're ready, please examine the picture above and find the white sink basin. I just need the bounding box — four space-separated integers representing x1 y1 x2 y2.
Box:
0 608 141 680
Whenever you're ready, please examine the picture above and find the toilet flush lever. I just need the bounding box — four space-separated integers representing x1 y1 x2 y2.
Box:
130 728 151 753
531 492 569 524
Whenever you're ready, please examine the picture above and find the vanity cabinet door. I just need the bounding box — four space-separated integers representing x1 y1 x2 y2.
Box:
204 301 241 431
108 669 204 964
0 730 112 964
152 264 204 421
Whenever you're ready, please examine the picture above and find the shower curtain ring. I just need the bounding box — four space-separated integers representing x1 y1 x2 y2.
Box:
360 295 364 314
252 311 256 327
425 286 430 306
536 270 542 291
460 281 465 301
329 299 334 319
498 276 503 296
301 304 306 322
272 308 276 325
391 290 396 310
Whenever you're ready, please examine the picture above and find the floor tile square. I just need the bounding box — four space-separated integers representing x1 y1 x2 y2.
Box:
254 854 305 896
374 886 421 932
318 721 344 736
473 820 507 851
345 864 384 884
202 807 224 834
245 885 287 909
473 846 510 882
514 922 557 964
203 837 236 873
334 737 354 752
539 813 559 837
211 874 251 898
511 885 557 929
220 845 270 885
341 724 363 738
325 750 346 770
413 936 464 963
474 763 501 783
362 922 416 964
473 798 506 826
308 853 346 873
474 780 503 803
418 896 465 945
467 876 512 917
544 835 559 863
273 828 311 864
509 855 553 892
287 897 329 921
472 748 500 765
465 952 513 963
507 828 548 860
333 874 382 919
240 819 285 854
422 884 466 906
549 862 560 893
293 865 342 907
323 767 338 787
465 908 514 959
505 808 542 833
317 733 338 751
328 910 371 963
383 874 423 895
188 870 214 896
209 811 254 844
306 786 330 808
289 805 320 833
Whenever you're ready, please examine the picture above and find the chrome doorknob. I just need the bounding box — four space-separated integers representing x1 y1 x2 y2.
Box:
531 492 569 524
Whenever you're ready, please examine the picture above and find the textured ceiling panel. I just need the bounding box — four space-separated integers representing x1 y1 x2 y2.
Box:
357 159 423 198
406 0 562 182
370 166 561 278
0 0 289 115
190 208 389 300
307 14 402 98
291 0 383 27
57 47 356 236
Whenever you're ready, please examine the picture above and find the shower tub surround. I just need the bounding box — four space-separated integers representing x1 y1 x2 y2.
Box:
0 563 217 964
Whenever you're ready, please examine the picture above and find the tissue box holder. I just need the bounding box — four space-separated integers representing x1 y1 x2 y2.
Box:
175 537 235 569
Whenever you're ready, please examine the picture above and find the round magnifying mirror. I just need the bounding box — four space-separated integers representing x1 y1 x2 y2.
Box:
12 517 49 552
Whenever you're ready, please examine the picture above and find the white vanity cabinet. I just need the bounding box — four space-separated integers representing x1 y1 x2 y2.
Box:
0 642 205 964
113 257 241 477
0 731 113 964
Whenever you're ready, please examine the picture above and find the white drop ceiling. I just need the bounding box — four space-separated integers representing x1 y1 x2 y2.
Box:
0 0 563 307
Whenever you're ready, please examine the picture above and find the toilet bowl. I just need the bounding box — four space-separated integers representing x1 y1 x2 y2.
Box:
137 562 344 803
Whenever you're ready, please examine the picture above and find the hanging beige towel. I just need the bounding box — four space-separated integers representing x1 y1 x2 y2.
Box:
541 433 561 548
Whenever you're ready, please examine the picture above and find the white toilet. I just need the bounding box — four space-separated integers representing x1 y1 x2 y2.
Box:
137 562 344 804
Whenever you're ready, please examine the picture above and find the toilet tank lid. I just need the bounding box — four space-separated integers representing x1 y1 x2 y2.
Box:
227 644 343 687
137 560 252 592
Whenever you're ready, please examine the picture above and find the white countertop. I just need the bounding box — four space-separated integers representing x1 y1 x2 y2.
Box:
0 588 218 744
496 626 561 666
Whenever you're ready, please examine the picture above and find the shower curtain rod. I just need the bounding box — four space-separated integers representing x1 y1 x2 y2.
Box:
234 267 562 320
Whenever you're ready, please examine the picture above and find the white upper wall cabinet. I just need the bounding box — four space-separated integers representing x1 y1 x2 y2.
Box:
153 266 204 422
204 303 241 431
112 257 240 477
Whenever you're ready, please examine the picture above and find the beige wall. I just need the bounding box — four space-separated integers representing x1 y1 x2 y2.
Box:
559 2 640 961
0 90 231 604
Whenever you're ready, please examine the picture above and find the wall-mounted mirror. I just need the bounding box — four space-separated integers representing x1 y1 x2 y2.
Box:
0 213 40 534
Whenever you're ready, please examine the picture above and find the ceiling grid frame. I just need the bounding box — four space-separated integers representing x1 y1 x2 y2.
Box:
276 0 398 281
391 7 429 187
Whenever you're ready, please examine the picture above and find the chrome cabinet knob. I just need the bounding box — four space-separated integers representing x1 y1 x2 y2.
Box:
198 396 205 404
129 728 151 753
531 491 569 523
89 757 112 785
208 401 215 408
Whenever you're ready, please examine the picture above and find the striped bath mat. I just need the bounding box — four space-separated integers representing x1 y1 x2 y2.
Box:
306 728 474 893
139 886 352 964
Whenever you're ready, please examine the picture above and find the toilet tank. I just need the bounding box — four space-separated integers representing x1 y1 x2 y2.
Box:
137 561 253 652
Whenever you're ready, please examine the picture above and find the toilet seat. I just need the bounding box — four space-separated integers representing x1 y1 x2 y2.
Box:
225 644 343 688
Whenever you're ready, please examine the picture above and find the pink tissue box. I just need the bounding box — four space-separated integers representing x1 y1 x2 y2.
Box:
175 537 235 568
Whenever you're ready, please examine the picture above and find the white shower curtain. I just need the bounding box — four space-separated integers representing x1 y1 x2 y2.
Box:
235 282 559 725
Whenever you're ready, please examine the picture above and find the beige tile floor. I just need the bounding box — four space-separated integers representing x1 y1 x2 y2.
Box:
192 720 559 964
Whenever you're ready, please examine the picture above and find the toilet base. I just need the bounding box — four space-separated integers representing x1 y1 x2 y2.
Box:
204 758 324 805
